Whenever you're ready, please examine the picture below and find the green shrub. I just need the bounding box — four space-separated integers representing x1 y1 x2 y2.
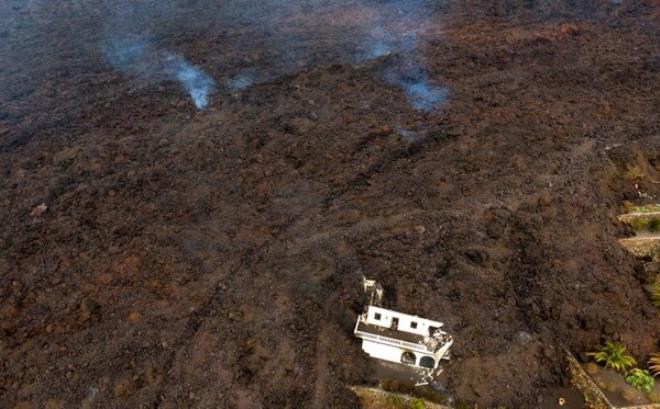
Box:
625 216 660 232
588 341 637 373
629 218 648 232
649 218 660 232
648 280 660 308
626 368 655 392
409 398 427 409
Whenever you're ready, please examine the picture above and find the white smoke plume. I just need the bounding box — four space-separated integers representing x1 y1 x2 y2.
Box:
3 0 452 113
103 37 215 110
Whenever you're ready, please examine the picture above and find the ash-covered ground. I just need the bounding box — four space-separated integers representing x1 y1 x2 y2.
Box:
1 1 660 408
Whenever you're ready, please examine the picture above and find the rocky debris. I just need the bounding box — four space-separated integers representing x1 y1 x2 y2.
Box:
29 203 47 217
559 23 580 36
584 362 599 376
621 386 645 404
144 362 164 386
286 116 316 135
80 386 100 409
79 298 100 322
113 377 136 398
127 310 141 323
52 147 80 165
44 398 64 409
649 390 660 403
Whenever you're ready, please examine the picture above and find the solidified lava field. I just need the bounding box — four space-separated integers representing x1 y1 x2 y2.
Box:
1 1 660 408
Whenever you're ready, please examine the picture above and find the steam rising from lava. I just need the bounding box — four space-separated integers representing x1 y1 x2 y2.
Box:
166 54 215 110
386 70 449 113
104 38 214 110
345 0 449 112
227 72 256 92
98 0 446 112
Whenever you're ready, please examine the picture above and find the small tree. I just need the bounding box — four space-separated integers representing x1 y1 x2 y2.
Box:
588 341 637 374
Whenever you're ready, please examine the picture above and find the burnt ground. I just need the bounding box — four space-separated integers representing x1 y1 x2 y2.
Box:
1 1 660 408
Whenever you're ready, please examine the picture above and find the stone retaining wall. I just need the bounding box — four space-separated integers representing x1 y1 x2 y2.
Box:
566 349 615 409
350 385 451 409
565 348 660 409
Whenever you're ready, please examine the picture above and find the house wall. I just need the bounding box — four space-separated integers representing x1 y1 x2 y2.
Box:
362 340 404 364
432 339 453 362
350 386 453 409
365 306 443 337
362 340 437 369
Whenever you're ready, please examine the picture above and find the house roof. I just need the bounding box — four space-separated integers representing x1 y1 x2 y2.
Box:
356 321 427 347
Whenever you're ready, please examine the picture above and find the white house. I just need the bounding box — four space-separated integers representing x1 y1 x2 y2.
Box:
354 305 453 371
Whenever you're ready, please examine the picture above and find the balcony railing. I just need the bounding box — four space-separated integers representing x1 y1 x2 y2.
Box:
354 329 430 353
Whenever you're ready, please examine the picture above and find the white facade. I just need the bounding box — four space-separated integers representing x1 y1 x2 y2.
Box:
360 339 439 369
363 306 443 338
354 305 453 371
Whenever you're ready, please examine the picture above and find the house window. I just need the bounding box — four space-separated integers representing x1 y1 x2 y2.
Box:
410 321 418 329
401 351 416 365
419 356 435 369
374 313 381 320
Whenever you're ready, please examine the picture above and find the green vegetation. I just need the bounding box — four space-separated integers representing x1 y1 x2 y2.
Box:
386 394 406 408
627 216 660 233
625 165 646 182
630 204 660 214
651 218 660 232
409 398 427 409
382 393 427 409
588 341 637 373
626 368 655 392
648 279 660 308
649 353 660 377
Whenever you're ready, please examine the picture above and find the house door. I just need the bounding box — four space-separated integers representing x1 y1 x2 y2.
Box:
391 317 399 330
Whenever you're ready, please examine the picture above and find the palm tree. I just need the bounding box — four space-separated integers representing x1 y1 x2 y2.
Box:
588 341 636 374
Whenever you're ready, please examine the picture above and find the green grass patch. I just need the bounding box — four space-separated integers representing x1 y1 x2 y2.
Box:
409 398 427 409
630 204 660 214
648 279 660 308
624 216 660 233
386 394 407 408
